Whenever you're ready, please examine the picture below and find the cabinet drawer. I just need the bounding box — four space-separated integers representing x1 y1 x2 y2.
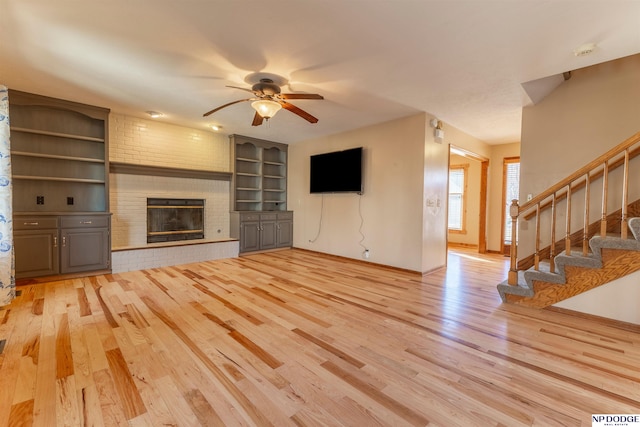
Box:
15 216 58 230
260 213 277 221
277 211 293 220
240 213 261 222
60 215 110 229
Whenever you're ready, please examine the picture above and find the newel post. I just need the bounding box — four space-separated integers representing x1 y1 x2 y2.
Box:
508 199 519 286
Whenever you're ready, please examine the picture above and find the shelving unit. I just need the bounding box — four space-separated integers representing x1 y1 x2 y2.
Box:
229 134 292 253
230 134 288 212
9 90 111 279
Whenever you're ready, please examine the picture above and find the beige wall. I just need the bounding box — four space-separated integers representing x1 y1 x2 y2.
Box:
519 54 640 255
520 54 640 322
289 113 447 273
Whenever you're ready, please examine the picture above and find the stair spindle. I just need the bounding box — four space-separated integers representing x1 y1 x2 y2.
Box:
621 149 629 239
534 203 541 271
583 172 590 256
549 193 556 273
565 184 572 255
601 161 608 237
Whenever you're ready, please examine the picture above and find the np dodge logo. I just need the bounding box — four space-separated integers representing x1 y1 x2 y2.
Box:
593 414 640 426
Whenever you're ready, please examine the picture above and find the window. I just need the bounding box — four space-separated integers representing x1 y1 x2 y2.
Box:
503 158 520 244
448 164 468 232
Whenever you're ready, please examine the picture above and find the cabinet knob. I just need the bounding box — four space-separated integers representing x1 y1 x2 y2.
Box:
62 236 66 247
53 236 58 248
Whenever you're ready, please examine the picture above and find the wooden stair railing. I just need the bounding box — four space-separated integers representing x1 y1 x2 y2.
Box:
507 131 640 286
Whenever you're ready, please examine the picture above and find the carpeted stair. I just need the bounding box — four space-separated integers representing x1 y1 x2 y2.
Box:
497 217 640 307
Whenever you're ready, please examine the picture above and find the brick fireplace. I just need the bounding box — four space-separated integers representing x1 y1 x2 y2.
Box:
107 114 239 273
147 198 205 243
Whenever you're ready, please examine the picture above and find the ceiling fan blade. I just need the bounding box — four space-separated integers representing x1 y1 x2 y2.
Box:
252 112 264 126
281 101 319 123
281 93 324 100
202 98 253 117
227 85 257 95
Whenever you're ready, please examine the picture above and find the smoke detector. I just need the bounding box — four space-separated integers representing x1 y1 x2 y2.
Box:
574 43 597 57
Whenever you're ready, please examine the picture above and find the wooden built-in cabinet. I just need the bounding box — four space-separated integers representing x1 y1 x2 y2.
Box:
230 211 293 253
14 214 111 279
9 90 111 279
229 134 293 253
230 134 287 212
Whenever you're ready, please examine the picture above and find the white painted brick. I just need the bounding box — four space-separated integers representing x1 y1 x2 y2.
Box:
108 113 238 271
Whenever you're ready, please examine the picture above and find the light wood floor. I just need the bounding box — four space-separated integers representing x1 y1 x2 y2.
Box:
1 248 639 426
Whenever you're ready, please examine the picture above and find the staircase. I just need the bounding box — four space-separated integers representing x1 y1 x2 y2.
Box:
498 131 640 307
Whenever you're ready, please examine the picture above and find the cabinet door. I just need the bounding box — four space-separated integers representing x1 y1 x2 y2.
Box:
276 220 293 248
14 230 59 278
260 220 278 250
60 228 110 273
240 221 260 253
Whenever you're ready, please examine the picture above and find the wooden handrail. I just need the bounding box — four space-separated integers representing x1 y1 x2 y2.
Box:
522 142 640 220
508 131 640 286
517 131 640 215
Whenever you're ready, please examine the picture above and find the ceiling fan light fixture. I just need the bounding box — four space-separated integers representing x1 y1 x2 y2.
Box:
251 99 282 119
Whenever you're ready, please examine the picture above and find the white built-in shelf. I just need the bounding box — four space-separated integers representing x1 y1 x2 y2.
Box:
11 127 105 143
237 172 261 177
263 189 285 193
237 157 261 163
264 174 285 179
237 187 261 191
12 151 105 163
263 161 285 166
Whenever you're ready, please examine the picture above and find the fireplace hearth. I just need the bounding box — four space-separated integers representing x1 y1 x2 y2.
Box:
147 198 205 243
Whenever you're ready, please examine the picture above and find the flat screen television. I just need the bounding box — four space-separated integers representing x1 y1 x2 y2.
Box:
310 147 363 194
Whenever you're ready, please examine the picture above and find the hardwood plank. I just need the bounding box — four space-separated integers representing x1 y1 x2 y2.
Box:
104 348 147 420
2 248 640 425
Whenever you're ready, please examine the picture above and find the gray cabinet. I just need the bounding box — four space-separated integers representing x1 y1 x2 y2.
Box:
9 90 111 279
238 213 261 253
8 90 110 213
276 211 293 248
14 214 110 279
259 213 278 250
231 211 293 253
14 217 60 278
230 134 287 212
60 215 110 274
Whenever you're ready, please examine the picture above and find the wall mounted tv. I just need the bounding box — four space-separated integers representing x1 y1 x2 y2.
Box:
310 147 363 194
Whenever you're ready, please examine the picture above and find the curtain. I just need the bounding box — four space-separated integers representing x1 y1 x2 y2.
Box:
0 86 15 306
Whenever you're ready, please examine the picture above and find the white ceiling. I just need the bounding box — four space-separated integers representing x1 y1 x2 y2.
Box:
2 0 639 145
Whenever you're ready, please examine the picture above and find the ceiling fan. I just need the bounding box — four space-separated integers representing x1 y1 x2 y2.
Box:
203 78 324 126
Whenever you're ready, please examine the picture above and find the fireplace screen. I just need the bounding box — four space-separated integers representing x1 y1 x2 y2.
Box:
147 198 205 243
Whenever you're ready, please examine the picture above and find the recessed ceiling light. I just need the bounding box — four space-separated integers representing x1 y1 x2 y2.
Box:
146 111 163 118
211 124 222 131
574 43 597 57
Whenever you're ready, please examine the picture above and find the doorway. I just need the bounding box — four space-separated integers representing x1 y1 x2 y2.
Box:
448 145 489 253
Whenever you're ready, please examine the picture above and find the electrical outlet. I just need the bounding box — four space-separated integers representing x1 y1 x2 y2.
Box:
36 196 44 205
67 197 74 205
363 249 370 259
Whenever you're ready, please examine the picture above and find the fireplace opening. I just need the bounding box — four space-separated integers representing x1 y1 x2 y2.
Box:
147 198 205 243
